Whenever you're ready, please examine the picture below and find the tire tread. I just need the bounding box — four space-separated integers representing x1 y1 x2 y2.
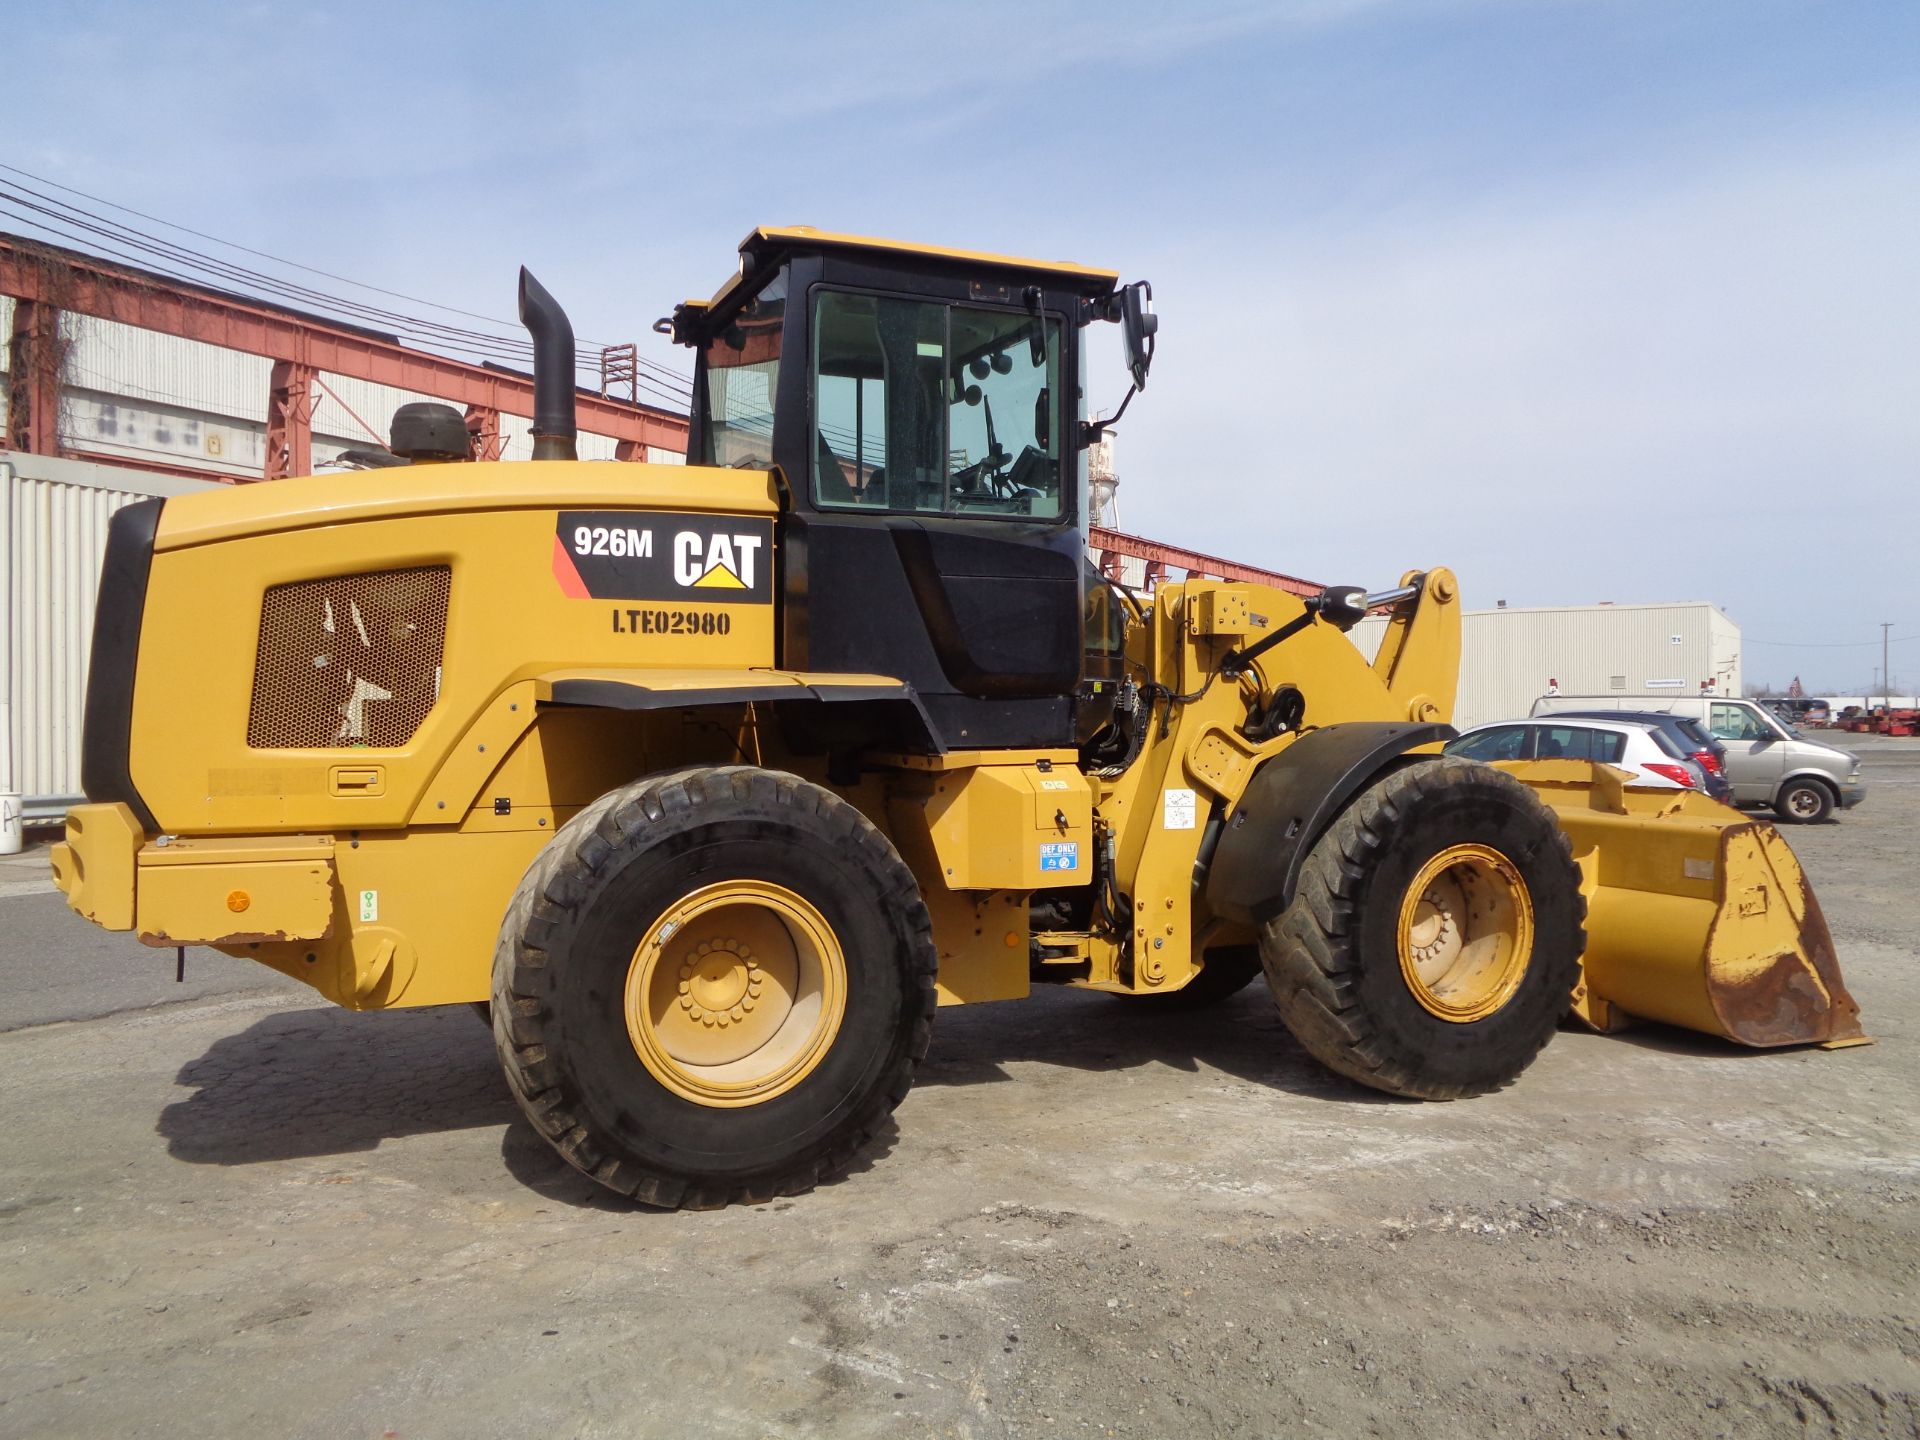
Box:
1260 757 1586 1101
492 765 936 1209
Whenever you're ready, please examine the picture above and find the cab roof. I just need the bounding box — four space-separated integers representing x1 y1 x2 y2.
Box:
680 225 1122 328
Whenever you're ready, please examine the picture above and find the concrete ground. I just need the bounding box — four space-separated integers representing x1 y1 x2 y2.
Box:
3 743 1916 1438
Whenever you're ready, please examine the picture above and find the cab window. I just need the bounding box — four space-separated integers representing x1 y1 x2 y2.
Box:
1710 703 1773 742
698 274 786 469
812 289 1062 518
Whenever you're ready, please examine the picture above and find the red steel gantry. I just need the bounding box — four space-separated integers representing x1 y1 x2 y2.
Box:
1090 525 1318 597
0 233 687 481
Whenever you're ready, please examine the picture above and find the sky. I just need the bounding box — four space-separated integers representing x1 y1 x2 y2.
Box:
9 0 1918 691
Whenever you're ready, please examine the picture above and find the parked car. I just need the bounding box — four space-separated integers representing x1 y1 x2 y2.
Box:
1446 717 1710 793
1766 697 1831 726
1531 695 1865 823
1541 709 1733 803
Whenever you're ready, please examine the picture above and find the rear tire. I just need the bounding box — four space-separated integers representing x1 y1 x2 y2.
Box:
1259 757 1583 1100
1773 777 1833 824
492 766 936 1208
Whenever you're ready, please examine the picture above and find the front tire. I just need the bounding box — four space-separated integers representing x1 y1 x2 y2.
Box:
1259 757 1584 1100
1773 777 1833 824
493 766 936 1208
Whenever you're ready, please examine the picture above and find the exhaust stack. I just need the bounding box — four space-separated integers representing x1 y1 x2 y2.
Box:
518 267 578 461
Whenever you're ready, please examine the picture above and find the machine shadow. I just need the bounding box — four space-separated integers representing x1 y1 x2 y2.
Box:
156 1001 906 1211
1574 1017 1824 1062
916 983 1403 1105
157 982 1396 1182
158 1004 513 1166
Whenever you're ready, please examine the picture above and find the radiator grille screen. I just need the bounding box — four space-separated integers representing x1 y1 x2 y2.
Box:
247 566 452 749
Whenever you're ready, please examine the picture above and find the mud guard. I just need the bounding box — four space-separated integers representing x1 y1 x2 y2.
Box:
1205 721 1455 926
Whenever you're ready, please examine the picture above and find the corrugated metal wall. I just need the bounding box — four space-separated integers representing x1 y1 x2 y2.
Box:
1706 607 1742 695
1353 602 1743 729
1 454 216 817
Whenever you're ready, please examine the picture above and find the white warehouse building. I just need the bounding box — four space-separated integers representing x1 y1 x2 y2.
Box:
1353 601 1742 731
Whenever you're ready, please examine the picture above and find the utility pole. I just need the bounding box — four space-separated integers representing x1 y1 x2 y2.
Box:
1884 622 1894 709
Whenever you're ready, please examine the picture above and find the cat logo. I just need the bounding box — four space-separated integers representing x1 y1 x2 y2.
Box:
555 510 772 604
675 531 762 591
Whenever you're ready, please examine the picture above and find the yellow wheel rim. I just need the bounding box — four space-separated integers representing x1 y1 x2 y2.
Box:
624 881 847 1108
1395 843 1533 1023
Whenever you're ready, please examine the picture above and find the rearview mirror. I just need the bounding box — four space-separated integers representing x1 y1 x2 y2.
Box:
1080 280 1159 447
1120 281 1157 390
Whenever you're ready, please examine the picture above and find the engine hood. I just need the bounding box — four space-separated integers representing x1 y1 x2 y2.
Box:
154 461 777 553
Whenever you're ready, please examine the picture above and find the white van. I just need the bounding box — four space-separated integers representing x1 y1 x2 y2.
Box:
1530 695 1865 823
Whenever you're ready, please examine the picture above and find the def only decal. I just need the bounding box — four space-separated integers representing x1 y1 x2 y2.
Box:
553 512 773 633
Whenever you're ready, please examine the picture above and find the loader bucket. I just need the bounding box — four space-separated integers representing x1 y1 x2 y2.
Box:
1498 760 1865 1048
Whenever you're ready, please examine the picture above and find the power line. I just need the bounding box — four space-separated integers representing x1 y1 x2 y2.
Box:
2 181 558 362
1745 633 1915 648
0 166 695 401
1 194 543 367
2 159 695 386
1 195 694 406
3 198 697 416
2 160 556 334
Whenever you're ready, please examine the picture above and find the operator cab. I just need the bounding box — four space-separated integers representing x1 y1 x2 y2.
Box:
668 226 1153 752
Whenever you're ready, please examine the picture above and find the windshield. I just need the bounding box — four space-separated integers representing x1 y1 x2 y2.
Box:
698 273 787 468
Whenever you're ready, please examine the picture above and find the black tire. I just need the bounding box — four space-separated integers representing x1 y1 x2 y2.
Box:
492 766 936 1208
1259 757 1584 1100
1773 777 1833 824
1113 946 1263 1009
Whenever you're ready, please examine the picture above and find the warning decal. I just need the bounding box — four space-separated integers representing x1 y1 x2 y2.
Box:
555 512 774 603
1039 841 1080 873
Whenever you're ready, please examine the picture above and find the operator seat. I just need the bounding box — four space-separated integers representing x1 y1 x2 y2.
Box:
815 432 857 504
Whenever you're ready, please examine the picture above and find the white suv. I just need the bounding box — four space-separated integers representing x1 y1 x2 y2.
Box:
1446 717 1710 792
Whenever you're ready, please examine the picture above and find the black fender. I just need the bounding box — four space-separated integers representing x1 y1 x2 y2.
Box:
544 676 939 755
1204 721 1456 926
81 497 164 832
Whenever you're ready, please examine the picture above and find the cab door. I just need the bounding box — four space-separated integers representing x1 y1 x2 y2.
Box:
781 283 1082 748
1709 702 1783 804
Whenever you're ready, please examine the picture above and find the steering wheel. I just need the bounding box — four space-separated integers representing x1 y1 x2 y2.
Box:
949 446 1012 498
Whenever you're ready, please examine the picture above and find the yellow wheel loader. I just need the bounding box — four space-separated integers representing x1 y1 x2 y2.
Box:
52 227 1863 1208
